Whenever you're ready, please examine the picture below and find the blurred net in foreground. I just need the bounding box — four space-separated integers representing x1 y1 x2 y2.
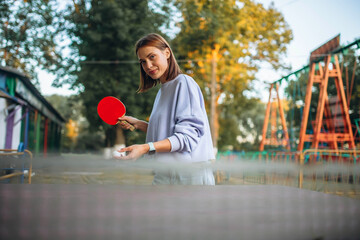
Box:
215 150 360 199
1 151 360 239
1 184 359 240
0 149 354 200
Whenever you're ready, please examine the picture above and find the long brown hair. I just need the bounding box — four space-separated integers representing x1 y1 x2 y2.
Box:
135 33 182 93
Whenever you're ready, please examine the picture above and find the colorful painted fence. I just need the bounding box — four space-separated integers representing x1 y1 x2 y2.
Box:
0 66 65 156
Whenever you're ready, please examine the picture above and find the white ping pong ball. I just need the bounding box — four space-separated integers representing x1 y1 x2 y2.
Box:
113 151 125 157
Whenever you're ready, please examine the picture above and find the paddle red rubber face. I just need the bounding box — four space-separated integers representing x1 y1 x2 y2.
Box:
97 96 126 125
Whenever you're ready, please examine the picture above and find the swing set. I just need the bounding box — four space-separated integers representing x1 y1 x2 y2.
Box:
260 35 360 154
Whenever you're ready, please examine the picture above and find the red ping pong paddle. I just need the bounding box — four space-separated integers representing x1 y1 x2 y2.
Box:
97 96 135 131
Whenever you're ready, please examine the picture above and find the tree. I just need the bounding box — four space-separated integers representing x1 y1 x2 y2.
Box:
0 0 63 84
45 94 84 122
283 68 311 149
61 0 169 148
218 96 265 151
46 94 105 153
340 50 360 132
170 0 293 150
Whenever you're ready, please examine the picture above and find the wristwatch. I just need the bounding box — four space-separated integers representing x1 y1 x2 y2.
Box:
147 142 156 155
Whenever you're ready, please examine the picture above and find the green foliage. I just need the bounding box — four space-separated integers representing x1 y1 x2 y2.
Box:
61 0 169 147
218 97 265 151
0 0 63 84
284 69 311 149
72 130 104 153
341 52 360 123
170 0 293 150
45 94 105 152
45 94 83 121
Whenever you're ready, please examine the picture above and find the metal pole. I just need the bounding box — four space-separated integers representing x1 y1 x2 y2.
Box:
298 152 304 189
259 84 273 151
275 83 290 150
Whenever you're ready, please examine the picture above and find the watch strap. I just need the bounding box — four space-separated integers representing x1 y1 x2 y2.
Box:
147 142 156 155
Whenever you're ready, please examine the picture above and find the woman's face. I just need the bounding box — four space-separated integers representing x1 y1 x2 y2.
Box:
137 46 170 83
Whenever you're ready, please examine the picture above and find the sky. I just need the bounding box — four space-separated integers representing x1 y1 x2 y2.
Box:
252 0 360 100
38 0 360 98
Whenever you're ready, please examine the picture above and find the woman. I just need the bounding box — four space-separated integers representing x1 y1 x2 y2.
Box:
117 33 215 185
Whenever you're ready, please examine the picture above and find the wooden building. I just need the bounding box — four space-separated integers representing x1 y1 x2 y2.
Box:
0 66 65 156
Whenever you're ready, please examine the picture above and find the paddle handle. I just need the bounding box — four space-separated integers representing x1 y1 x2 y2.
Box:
118 120 135 131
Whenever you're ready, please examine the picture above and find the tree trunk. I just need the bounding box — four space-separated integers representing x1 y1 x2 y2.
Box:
115 125 126 147
104 126 126 159
210 48 218 150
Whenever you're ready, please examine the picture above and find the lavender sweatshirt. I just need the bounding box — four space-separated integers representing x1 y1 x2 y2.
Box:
146 74 215 163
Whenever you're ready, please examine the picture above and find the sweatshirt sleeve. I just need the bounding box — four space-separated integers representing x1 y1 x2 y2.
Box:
167 77 206 153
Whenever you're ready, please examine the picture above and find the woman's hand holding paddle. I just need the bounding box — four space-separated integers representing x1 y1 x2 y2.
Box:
118 116 148 133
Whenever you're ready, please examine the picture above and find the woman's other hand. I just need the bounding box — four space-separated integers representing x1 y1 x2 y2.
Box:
114 144 149 161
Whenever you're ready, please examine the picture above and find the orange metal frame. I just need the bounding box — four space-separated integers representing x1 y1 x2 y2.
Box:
259 83 290 151
297 55 355 152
